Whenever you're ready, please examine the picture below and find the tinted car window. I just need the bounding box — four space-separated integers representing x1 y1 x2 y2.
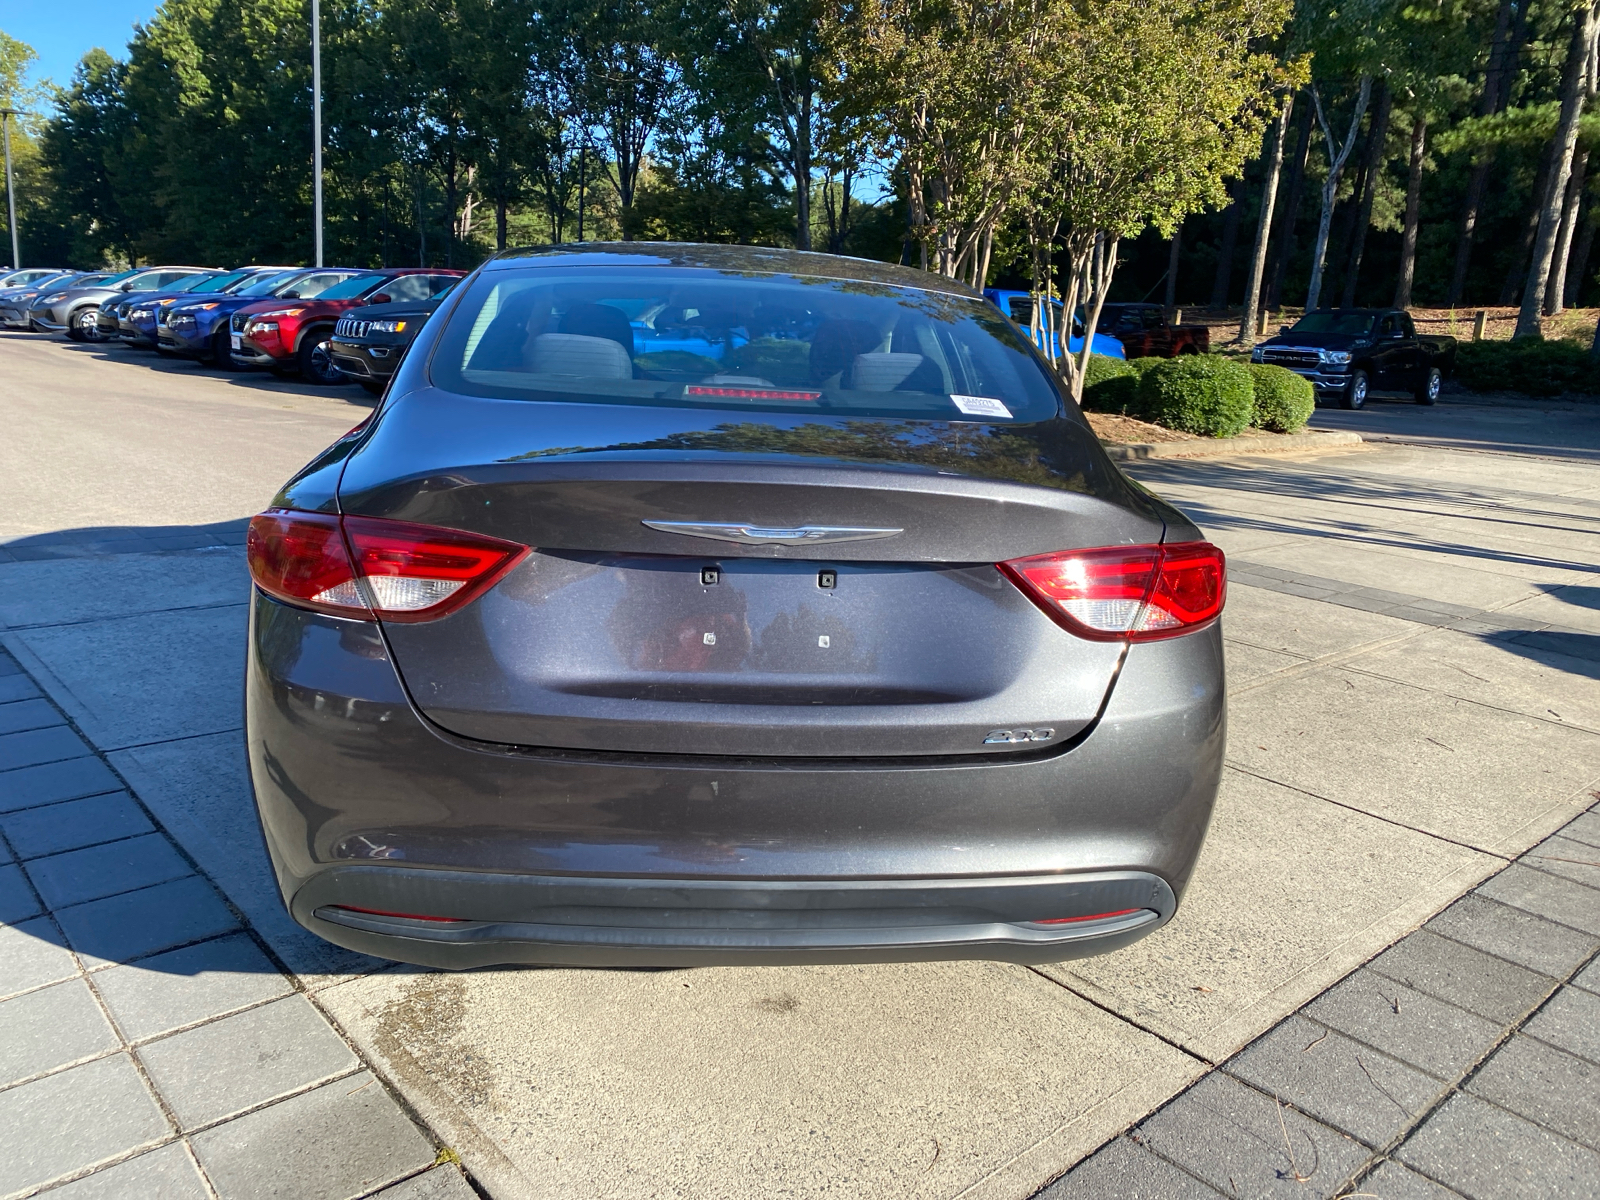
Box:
122 271 173 291
318 274 389 301
236 271 299 297
280 272 357 299
426 276 459 297
167 273 223 293
373 275 436 303
434 268 1064 423
1292 313 1376 336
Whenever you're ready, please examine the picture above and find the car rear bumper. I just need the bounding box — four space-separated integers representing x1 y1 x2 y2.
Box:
295 865 1173 968
246 593 1225 968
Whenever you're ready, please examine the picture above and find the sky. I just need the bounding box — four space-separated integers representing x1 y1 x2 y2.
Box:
4 0 158 91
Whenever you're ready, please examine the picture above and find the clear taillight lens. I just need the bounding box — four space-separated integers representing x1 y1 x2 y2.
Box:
247 510 528 623
999 542 1225 641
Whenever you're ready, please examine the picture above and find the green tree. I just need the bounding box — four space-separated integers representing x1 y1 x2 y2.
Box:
552 0 682 237
1028 0 1292 399
827 0 1060 282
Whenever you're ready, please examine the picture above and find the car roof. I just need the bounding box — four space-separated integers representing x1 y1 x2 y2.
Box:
486 243 983 298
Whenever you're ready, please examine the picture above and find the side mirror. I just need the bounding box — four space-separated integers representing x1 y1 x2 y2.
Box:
1278 326 1290 335
120 282 138 291
369 293 392 305
280 290 301 299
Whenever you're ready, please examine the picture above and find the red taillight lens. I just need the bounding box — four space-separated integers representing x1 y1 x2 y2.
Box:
246 511 364 618
999 541 1225 641
247 510 528 623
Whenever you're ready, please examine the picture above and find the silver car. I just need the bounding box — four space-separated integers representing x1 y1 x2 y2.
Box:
29 266 210 340
246 244 1227 970
0 272 103 329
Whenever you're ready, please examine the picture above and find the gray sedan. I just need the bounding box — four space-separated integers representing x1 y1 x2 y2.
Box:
245 244 1227 970
29 266 211 340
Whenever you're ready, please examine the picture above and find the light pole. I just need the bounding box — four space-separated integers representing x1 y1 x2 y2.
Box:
312 0 323 267
1 109 18 270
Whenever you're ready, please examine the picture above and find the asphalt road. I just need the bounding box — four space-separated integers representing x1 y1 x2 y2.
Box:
3 332 1599 1200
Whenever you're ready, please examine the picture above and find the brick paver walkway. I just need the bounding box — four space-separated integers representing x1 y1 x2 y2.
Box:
1041 802 1600 1198
0 650 475 1200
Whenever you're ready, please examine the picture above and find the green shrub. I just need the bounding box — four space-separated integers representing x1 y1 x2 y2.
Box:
1246 363 1315 432
1080 353 1140 414
1136 355 1255 438
1456 339 1597 397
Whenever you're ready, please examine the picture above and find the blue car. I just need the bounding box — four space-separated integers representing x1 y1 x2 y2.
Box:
161 268 358 367
112 268 273 349
96 269 237 344
984 288 1125 360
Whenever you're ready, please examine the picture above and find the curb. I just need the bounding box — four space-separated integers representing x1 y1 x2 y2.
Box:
1099 428 1364 461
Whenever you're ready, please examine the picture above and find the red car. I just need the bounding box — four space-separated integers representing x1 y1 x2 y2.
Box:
229 268 463 384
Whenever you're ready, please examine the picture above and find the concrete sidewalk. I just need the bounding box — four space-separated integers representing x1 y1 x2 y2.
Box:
3 338 1600 1198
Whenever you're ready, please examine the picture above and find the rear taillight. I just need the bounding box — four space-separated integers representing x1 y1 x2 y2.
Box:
999 541 1225 641
246 510 527 623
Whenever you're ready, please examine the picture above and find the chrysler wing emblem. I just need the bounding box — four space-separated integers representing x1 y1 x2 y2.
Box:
642 521 903 547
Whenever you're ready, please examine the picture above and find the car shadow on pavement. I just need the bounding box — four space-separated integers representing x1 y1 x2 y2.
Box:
7 331 379 407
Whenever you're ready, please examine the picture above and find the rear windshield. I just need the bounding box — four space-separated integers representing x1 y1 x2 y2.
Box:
1292 313 1376 336
432 268 1065 422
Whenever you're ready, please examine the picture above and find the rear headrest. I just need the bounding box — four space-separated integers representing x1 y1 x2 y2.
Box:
851 352 925 392
528 333 634 379
809 319 883 384
559 303 635 354
466 288 551 371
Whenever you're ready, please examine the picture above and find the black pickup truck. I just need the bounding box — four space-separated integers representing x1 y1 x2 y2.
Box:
1251 309 1457 409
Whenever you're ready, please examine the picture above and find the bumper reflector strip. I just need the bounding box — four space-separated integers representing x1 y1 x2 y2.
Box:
329 905 468 923
1029 908 1142 925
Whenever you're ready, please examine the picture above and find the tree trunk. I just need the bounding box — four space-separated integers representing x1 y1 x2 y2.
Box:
1306 77 1373 312
1340 83 1391 308
1240 94 1293 345
496 193 508 251
1515 2 1600 339
1499 137 1555 304
794 83 813 253
1567 205 1596 308
1451 163 1494 307
444 145 458 269
1165 223 1181 308
1394 116 1428 309
1547 149 1590 315
1266 98 1314 310
1209 184 1240 307
1449 0 1520 306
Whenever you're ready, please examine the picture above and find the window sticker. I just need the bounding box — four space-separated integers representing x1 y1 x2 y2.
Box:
950 394 1011 419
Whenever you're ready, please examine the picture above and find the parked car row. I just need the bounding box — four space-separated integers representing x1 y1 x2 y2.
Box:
2 263 463 392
